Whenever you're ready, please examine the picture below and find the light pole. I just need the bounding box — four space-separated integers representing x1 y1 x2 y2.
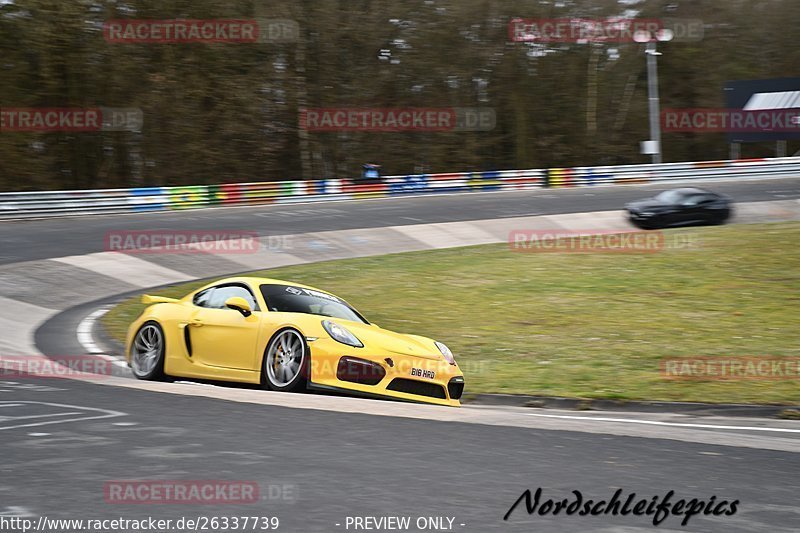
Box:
633 29 673 164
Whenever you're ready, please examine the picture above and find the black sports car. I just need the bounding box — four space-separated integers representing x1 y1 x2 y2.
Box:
626 188 732 230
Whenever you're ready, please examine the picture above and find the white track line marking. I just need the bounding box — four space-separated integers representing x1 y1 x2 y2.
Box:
76 307 128 368
96 354 128 367
0 412 81 422
0 401 126 430
0 507 35 517
77 307 109 354
525 412 800 434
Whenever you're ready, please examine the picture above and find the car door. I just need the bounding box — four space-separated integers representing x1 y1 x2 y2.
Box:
188 284 262 370
694 194 724 223
674 194 706 225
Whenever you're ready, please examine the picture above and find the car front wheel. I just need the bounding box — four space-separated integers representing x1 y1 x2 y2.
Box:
263 328 309 392
630 218 657 230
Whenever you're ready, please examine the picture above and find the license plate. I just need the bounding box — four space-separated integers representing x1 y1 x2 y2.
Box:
411 367 435 379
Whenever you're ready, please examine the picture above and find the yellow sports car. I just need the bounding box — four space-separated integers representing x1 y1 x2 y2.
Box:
125 276 464 406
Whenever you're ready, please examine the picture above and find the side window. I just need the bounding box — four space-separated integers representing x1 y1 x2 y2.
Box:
698 194 716 204
682 194 702 207
193 288 214 308
206 285 259 311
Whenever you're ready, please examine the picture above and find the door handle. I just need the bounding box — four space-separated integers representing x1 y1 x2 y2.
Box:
189 318 204 327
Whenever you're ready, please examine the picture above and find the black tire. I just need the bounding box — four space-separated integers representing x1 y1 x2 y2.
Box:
130 321 167 381
262 328 309 392
631 219 656 230
711 211 730 225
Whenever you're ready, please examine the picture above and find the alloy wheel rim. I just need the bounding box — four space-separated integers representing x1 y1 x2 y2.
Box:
132 324 162 376
266 330 304 386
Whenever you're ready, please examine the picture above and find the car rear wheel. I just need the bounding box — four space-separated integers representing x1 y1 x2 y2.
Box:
263 328 308 392
130 321 166 380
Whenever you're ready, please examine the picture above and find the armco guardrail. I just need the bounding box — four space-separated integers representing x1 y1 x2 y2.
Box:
1 157 799 219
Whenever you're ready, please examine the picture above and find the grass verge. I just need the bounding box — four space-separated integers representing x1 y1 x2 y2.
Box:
103 222 800 404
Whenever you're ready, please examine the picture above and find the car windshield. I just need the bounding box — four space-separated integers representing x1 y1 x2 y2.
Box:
656 190 694 203
259 284 367 323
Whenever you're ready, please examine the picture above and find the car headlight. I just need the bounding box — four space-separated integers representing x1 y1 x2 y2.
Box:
639 211 654 217
322 320 363 348
435 341 456 365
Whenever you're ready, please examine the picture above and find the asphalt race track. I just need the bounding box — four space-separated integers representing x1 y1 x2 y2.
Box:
2 376 799 532
2 178 800 532
3 176 800 264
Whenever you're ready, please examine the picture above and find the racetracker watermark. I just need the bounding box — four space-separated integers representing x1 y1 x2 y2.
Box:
662 108 800 132
0 355 113 379
103 19 299 43
508 18 703 43
1 107 142 132
509 230 699 253
104 231 290 254
661 357 800 380
317 358 487 376
299 108 496 132
103 481 289 504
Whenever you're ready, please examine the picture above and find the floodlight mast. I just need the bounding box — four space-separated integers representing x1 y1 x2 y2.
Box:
634 29 673 164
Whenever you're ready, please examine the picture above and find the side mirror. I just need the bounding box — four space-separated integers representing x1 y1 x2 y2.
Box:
225 296 252 317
